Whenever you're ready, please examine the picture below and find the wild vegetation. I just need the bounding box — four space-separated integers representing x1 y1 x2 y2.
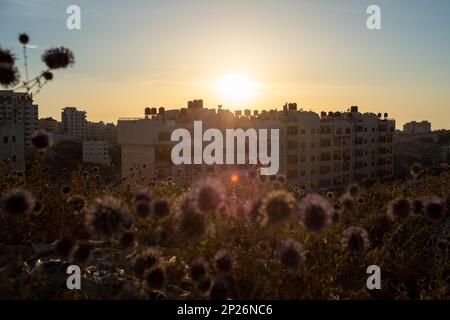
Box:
0 138 449 300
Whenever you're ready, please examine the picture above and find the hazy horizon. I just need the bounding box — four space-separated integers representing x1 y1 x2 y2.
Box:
1 0 449 129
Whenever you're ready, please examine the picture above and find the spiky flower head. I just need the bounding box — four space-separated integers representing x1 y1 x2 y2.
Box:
192 178 225 213
0 188 35 217
388 198 410 220
424 197 446 222
85 196 132 239
190 257 209 282
410 163 422 178
347 183 361 198
132 248 160 277
145 265 166 290
133 188 153 204
18 33 29 45
42 71 53 81
31 130 52 150
196 277 212 294
67 195 86 212
120 230 135 248
326 191 335 200
152 198 170 219
411 199 424 215
298 193 333 233
0 48 15 65
261 190 296 225
135 200 151 219
0 63 20 87
342 226 370 254
339 193 354 211
176 193 210 240
278 239 305 269
61 185 71 195
42 47 75 69
209 277 230 300
214 249 235 274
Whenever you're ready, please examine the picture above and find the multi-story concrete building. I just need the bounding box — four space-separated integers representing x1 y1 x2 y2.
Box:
0 90 38 171
61 107 86 140
0 124 25 172
118 101 395 189
38 117 60 132
82 140 111 165
85 121 117 144
0 90 38 152
403 121 431 135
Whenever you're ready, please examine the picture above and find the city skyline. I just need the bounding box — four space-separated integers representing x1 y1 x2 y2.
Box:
1 0 450 129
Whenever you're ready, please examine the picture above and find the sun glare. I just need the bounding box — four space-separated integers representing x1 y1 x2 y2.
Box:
215 73 259 106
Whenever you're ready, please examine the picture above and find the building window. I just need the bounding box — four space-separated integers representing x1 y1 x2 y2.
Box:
3 136 8 143
287 126 298 135
12 136 16 143
287 155 298 164
287 140 298 150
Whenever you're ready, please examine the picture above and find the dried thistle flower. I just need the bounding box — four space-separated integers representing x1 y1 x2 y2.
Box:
18 33 29 45
299 193 333 233
85 196 132 239
214 249 235 274
342 226 370 254
144 265 166 290
42 47 75 69
278 239 305 269
0 188 35 217
0 63 20 87
31 130 52 150
261 190 296 225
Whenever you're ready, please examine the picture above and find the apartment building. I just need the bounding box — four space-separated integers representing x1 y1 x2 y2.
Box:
61 107 86 140
403 121 431 135
38 117 60 132
82 140 111 165
85 121 117 144
0 90 38 151
0 90 38 171
118 101 395 189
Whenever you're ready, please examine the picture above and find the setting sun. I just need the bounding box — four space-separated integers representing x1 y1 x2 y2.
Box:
215 73 259 106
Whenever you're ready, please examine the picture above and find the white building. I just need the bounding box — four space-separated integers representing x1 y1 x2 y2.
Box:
61 107 86 140
403 121 431 135
118 101 395 189
82 140 111 165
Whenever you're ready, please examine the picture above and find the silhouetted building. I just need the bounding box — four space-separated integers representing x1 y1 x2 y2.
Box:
403 121 431 135
118 101 395 189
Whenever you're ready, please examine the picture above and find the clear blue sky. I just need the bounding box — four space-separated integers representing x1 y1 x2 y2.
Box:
1 0 449 129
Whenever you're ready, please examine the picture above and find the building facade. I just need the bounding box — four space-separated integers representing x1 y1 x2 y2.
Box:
0 90 38 171
403 121 431 135
82 140 111 165
38 117 60 132
85 121 117 144
118 101 395 189
61 107 86 140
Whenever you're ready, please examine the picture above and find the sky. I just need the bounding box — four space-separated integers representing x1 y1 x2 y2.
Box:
0 0 449 129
